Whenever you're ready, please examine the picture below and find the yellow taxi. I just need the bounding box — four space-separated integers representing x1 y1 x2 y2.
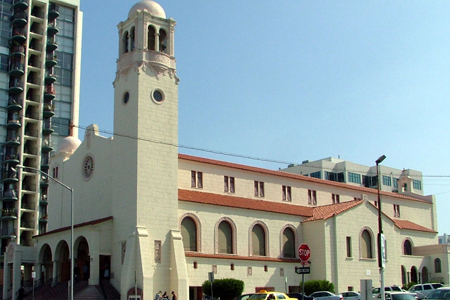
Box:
248 290 297 300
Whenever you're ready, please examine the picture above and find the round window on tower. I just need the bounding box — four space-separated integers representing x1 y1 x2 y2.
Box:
151 89 165 104
123 92 130 104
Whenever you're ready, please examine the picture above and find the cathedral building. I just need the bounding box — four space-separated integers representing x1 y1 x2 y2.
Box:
2 1 447 300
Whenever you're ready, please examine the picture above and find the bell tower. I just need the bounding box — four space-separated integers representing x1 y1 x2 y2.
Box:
111 1 186 298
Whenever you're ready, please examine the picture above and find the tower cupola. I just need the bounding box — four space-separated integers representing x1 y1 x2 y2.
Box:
116 0 177 77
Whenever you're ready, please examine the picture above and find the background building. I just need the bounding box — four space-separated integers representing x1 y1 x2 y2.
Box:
0 0 82 291
283 157 424 195
438 234 450 244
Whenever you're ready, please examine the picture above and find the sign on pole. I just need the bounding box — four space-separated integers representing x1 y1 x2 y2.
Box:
298 244 311 263
295 267 310 274
208 272 214 283
380 234 386 268
297 244 311 300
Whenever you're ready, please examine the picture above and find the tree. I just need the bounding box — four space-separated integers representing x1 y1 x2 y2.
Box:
202 278 245 300
300 280 335 295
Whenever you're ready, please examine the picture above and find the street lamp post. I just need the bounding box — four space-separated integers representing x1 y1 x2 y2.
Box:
16 165 74 300
375 155 386 300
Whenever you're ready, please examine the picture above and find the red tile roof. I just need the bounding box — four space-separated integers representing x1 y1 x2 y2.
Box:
393 219 437 233
303 200 363 222
185 252 300 262
179 154 431 204
34 216 113 238
179 189 313 217
179 190 435 233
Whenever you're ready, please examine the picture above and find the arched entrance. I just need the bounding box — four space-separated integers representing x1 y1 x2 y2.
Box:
75 237 90 281
55 241 71 283
411 266 418 284
38 244 53 284
422 267 429 283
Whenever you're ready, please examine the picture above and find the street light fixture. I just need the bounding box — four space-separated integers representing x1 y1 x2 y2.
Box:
375 155 386 300
16 165 74 300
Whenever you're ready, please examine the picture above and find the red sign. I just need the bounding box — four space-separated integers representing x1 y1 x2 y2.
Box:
298 244 311 262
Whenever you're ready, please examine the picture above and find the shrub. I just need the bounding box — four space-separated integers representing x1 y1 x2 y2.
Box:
300 280 335 295
202 278 245 300
402 282 416 291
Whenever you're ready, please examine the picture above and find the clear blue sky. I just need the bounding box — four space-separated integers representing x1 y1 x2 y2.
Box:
79 1 450 235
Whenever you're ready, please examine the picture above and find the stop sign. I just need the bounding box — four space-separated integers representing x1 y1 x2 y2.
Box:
298 244 311 262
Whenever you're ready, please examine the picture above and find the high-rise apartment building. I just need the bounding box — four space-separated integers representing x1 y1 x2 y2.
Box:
0 0 82 260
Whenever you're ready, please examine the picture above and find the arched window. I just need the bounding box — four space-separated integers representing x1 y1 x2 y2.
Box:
282 227 295 258
159 28 167 53
361 229 372 258
123 31 129 53
148 25 156 50
130 27 135 51
252 224 266 256
218 221 233 254
403 240 412 255
181 217 197 251
435 258 442 273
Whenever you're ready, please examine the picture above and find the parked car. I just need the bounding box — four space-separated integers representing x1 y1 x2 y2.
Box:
248 290 297 300
309 291 343 300
234 294 256 300
287 293 314 300
373 287 404 299
408 284 443 299
340 291 360 300
385 292 417 300
425 287 450 300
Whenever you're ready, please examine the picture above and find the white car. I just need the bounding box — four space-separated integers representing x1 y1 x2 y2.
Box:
384 292 417 300
340 291 360 300
408 284 443 299
373 287 404 299
309 291 343 300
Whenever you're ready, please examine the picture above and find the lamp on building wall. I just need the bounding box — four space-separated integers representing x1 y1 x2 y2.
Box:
375 155 386 300
16 165 75 300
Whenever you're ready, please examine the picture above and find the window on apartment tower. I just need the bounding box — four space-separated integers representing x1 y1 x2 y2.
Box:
348 172 361 184
383 176 392 186
413 180 422 190
224 176 235 193
52 167 59 179
310 171 321 179
393 178 398 188
254 181 264 197
191 171 203 188
393 204 400 217
332 194 340 204
282 185 292 201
